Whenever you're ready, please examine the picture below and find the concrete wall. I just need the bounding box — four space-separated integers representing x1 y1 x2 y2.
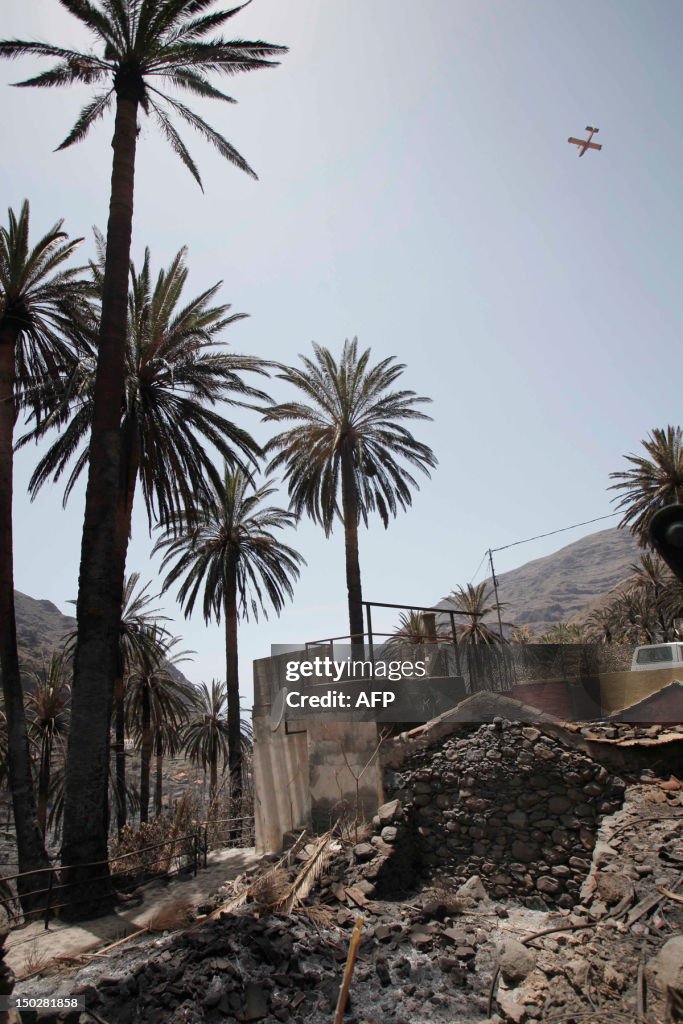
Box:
252 653 310 854
252 653 385 853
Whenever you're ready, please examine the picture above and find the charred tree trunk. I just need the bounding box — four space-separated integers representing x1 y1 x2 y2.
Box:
224 570 241 810
139 685 152 826
0 321 50 912
340 446 364 650
154 730 163 819
61 77 140 920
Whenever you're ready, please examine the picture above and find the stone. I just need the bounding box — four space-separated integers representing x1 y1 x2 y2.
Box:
498 938 536 985
595 872 633 905
648 935 683 995
547 795 571 814
511 840 538 864
242 982 269 1021
456 875 491 905
507 810 527 829
353 843 374 863
377 798 402 824
380 826 398 843
536 875 561 895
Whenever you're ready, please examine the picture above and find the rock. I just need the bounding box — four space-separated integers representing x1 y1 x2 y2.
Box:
241 982 269 1021
353 843 374 863
595 872 633 905
498 938 536 985
648 935 683 995
377 799 402 824
536 875 561 895
380 826 398 843
456 875 491 906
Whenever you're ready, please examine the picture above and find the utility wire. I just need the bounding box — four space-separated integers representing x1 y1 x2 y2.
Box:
490 511 621 555
468 551 488 586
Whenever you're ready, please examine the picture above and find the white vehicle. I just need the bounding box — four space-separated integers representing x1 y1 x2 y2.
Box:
631 642 683 671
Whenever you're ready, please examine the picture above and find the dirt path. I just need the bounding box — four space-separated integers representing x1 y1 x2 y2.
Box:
5 846 259 983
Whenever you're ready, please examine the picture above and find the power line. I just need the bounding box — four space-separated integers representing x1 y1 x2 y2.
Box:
490 511 621 555
468 551 488 585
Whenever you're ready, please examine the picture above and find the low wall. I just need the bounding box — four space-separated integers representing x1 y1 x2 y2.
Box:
511 667 683 719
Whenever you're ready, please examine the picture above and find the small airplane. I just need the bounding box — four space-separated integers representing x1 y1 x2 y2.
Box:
567 126 602 157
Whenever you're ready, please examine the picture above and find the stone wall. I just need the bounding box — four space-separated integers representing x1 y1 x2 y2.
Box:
386 719 626 907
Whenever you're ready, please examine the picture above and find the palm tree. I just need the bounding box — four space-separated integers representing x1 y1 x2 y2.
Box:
22 245 266 832
22 239 267 535
182 680 230 803
0 199 83 900
0 1 286 914
124 635 193 824
610 427 683 545
263 339 436 645
584 604 618 645
156 469 304 801
448 583 503 645
26 653 71 837
538 622 585 644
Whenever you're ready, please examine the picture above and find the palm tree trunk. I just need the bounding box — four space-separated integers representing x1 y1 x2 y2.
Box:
154 730 163 818
340 447 365 648
37 735 52 838
140 686 152 825
224 572 242 810
114 438 140 835
0 322 50 911
210 756 218 805
61 80 140 920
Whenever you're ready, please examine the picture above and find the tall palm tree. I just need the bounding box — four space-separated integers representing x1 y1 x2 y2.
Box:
156 469 304 800
610 427 683 545
448 583 503 645
22 239 267 536
182 680 230 803
0 200 83 901
263 339 436 645
124 635 193 824
26 653 71 837
0 1 286 914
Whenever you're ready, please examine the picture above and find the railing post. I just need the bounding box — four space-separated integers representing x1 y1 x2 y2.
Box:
44 868 55 931
365 603 374 663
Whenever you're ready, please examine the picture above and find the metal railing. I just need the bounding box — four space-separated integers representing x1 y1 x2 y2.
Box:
0 811 255 930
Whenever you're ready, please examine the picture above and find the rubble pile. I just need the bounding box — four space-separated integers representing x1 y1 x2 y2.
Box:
386 719 626 905
12 723 683 1024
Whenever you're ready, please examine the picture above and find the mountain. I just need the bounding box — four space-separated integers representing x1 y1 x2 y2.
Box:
15 592 76 671
14 591 195 688
439 526 641 635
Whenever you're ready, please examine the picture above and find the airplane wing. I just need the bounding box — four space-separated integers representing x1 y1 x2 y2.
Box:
567 137 583 145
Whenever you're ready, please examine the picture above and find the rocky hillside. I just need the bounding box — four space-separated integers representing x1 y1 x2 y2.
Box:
440 526 641 634
14 591 76 671
14 590 195 688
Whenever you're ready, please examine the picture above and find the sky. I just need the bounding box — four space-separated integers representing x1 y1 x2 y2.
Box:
2 0 683 705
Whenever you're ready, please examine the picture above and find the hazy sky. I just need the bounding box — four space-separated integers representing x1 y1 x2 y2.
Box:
2 1 682 704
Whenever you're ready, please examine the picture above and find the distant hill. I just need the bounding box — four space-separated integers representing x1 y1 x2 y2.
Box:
14 591 195 688
15 592 76 671
438 526 641 635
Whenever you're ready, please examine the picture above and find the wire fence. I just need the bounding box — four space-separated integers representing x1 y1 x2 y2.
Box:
0 812 255 930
